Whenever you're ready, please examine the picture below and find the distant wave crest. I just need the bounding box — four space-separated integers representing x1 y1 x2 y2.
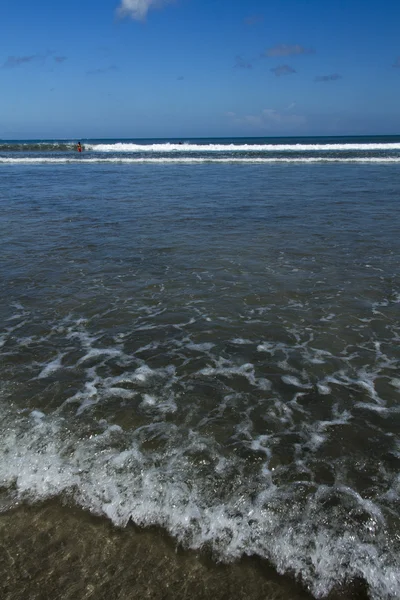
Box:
2 157 400 165
87 142 400 153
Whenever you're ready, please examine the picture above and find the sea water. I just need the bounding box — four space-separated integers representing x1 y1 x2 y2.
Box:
0 136 399 599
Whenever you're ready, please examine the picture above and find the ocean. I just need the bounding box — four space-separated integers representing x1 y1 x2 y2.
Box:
0 136 399 599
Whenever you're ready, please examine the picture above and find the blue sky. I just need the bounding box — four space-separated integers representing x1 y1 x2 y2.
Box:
2 0 400 139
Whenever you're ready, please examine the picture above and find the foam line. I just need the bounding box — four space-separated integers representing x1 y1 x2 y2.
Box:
1 157 400 165
86 142 400 152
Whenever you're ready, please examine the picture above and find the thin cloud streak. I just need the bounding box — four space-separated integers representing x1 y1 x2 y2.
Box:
393 57 400 68
2 55 37 68
263 44 314 57
234 55 252 69
244 15 263 26
315 73 342 82
117 0 175 20
3 53 67 69
86 65 118 75
227 107 306 131
271 64 296 76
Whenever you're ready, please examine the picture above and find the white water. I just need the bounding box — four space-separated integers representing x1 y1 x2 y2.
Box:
2 157 400 164
86 142 400 152
0 402 399 600
1 305 400 599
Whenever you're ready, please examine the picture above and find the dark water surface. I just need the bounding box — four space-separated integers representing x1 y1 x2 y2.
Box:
0 148 399 599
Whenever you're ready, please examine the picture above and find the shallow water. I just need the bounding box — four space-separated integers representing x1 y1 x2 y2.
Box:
1 502 321 600
0 141 400 599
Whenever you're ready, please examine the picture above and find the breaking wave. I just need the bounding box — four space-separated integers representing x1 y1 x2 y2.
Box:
2 157 400 165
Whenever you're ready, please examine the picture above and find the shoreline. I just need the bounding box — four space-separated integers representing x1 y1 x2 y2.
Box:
0 500 367 600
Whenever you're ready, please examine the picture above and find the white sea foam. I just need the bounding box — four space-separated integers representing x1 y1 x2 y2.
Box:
199 361 272 391
37 353 66 379
2 157 400 165
0 406 399 600
86 142 400 152
317 383 332 395
281 375 312 389
1 306 400 599
76 347 123 365
390 378 400 390
186 342 215 351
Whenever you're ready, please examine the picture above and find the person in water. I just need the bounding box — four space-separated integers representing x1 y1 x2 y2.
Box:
77 142 82 152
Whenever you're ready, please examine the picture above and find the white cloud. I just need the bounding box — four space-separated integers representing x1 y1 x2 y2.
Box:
270 64 296 76
234 55 252 69
2 55 37 68
263 44 314 57
314 73 342 82
244 15 264 26
227 107 306 131
117 0 174 20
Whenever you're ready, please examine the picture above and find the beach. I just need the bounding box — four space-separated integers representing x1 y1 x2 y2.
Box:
0 137 399 599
